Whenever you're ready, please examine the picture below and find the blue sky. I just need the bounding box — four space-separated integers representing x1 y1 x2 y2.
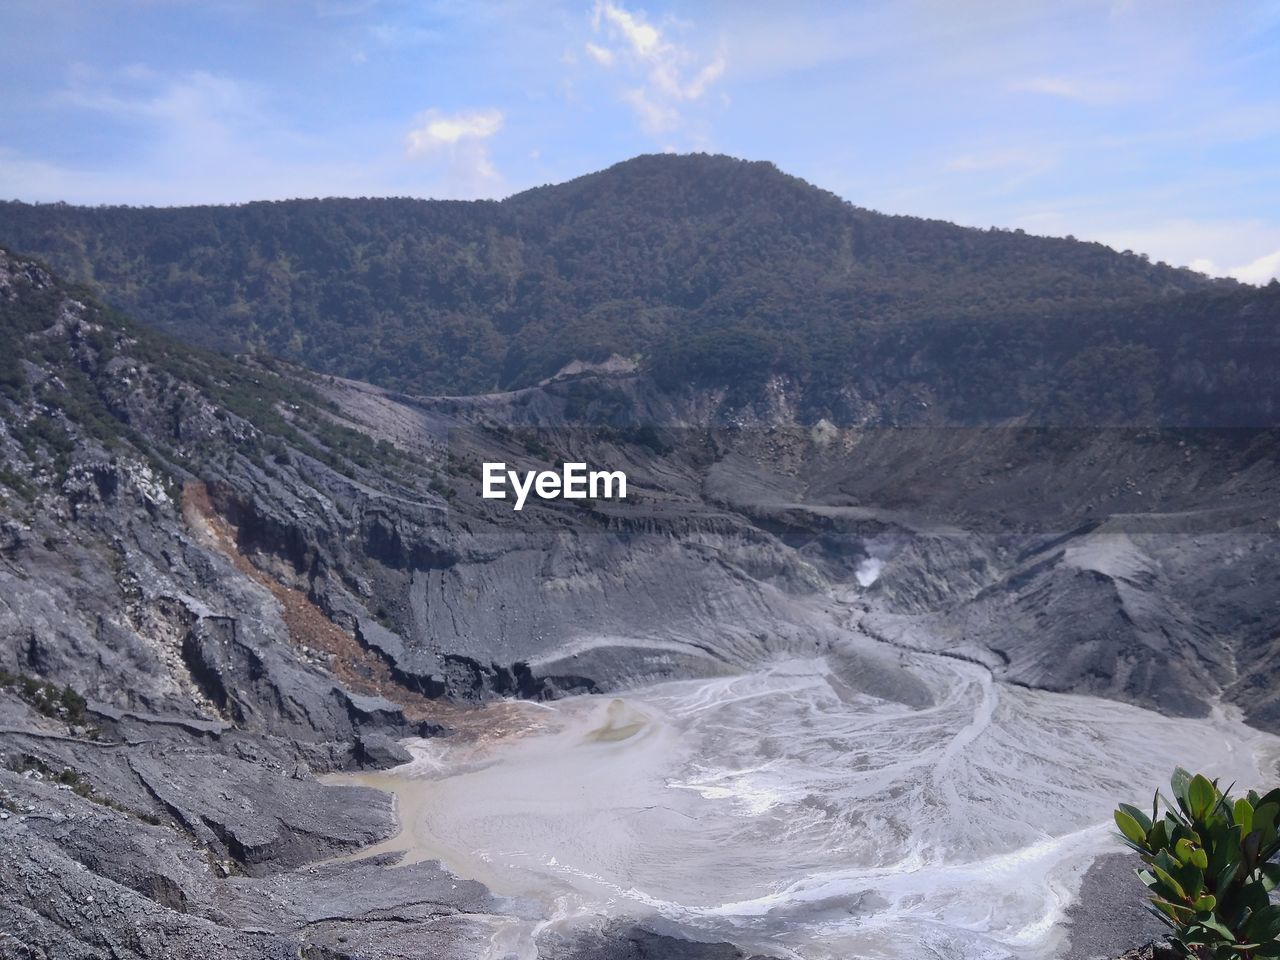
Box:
1 1 1278 281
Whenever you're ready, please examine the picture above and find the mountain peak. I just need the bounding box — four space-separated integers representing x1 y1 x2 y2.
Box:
506 152 845 220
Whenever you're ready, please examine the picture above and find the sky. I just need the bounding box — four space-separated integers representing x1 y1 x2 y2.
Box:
1 1 1278 282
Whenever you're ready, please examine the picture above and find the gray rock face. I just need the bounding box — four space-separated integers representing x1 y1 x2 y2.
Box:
352 732 411 769
1 246 1277 957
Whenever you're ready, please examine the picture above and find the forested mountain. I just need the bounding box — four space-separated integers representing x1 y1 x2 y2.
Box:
0 153 1276 425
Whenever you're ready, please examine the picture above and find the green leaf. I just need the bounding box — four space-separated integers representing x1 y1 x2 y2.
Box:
1155 848 1204 900
1257 788 1280 810
1118 837 1151 857
1243 830 1264 870
1245 904 1280 942
1192 915 1235 941
1217 858 1242 893
1172 768 1194 814
1260 862 1280 892
1175 837 1209 869
1150 818 1171 850
1151 863 1189 902
1235 798 1255 835
1240 876 1272 915
1188 775 1217 821
1119 802 1154 834
1254 803 1279 843
1117 809 1150 847
1209 822 1243 878
1150 898 1194 922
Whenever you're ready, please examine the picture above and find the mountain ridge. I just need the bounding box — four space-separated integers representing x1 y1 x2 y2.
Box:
6 152 1270 427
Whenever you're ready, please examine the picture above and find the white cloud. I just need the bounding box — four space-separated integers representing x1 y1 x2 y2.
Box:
406 108 504 154
1229 248 1280 285
596 2 661 58
621 88 677 133
404 108 505 196
584 41 614 66
586 1 726 136
1189 250 1280 285
678 56 726 100
1088 219 1280 283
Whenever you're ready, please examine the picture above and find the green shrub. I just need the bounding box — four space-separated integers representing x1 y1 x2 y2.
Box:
59 684 87 725
1115 768 1280 958
0 670 88 726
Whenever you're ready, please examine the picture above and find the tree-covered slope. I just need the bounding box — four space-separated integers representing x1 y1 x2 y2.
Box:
0 153 1275 424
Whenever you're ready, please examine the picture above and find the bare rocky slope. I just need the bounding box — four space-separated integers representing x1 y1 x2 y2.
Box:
0 236 1276 960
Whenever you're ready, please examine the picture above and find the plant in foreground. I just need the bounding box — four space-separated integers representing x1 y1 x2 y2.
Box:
1115 768 1280 958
